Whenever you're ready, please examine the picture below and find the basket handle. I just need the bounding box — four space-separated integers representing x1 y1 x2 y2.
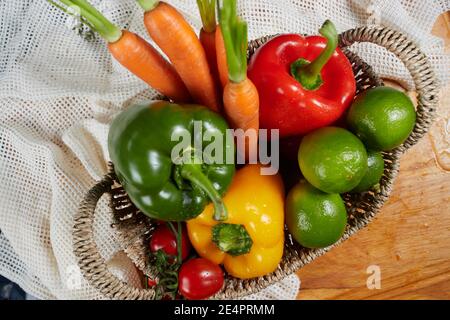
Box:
73 173 155 300
339 25 439 153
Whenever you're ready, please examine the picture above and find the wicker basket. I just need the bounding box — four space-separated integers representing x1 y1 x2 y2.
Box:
74 25 438 300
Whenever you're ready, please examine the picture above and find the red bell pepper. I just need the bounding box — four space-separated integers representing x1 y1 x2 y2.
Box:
247 20 356 138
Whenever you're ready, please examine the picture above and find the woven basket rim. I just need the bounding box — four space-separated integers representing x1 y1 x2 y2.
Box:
73 25 438 300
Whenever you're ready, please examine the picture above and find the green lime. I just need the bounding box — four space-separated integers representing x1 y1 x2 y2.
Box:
298 127 368 194
347 86 416 151
286 180 347 248
351 150 384 193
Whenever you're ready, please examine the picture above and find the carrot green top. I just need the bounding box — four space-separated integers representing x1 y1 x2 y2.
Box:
197 0 216 33
48 0 122 43
137 0 160 12
218 0 248 84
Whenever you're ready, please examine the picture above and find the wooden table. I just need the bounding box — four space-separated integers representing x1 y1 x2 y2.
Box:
296 13 450 300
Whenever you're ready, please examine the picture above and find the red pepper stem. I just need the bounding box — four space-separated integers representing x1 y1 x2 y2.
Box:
180 163 228 221
290 20 338 90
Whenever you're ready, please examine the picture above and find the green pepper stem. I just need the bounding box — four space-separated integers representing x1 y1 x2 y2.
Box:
137 0 159 12
218 0 248 83
47 0 122 43
197 0 216 33
212 223 253 256
180 163 228 221
290 20 338 90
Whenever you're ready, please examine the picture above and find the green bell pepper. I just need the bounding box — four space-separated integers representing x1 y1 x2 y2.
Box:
108 101 235 221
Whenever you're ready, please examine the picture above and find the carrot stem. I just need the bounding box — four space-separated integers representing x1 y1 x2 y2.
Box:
218 0 247 83
137 0 160 12
47 0 95 30
48 0 122 43
197 0 216 33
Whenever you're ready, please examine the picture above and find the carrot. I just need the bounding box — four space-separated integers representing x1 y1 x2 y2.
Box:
219 0 259 160
108 31 191 102
197 0 221 94
215 26 229 89
223 78 259 131
48 0 190 102
138 0 220 112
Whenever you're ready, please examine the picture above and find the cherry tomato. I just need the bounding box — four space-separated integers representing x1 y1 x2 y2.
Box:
149 223 191 261
146 277 157 288
178 258 224 300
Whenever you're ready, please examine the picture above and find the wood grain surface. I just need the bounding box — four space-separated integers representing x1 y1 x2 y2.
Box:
295 12 450 300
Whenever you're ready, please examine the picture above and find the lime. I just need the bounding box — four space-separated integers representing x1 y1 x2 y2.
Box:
298 127 368 194
347 86 416 151
286 180 347 248
351 150 384 193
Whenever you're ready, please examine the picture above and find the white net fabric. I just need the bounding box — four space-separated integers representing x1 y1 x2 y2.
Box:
0 0 448 300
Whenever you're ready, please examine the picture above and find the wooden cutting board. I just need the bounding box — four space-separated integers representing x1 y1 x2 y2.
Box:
296 12 450 300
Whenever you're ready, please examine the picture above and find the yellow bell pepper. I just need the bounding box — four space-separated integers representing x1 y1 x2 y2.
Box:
187 164 285 279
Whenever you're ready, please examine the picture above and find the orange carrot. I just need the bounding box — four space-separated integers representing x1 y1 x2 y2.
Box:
138 0 220 112
200 30 220 87
223 77 259 134
197 0 221 94
215 27 229 89
48 0 190 102
109 31 190 102
219 0 259 159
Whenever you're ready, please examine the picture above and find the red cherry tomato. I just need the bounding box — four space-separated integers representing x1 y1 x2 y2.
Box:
149 223 191 261
146 277 157 288
178 258 224 300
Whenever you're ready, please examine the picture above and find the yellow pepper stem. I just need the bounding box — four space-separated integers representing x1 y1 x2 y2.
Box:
212 223 253 256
